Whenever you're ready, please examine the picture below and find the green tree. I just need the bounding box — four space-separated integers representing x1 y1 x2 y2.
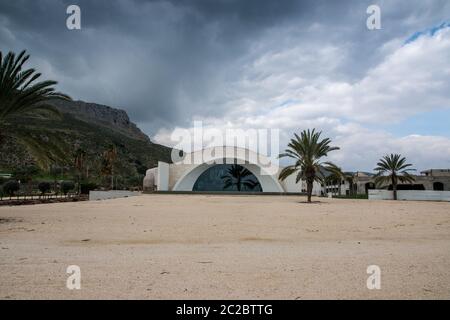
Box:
101 144 118 190
38 181 51 198
3 180 20 200
374 154 415 200
80 182 97 195
324 168 344 196
60 181 75 197
279 129 340 203
220 165 259 191
0 50 71 166
12 165 40 199
49 164 63 195
344 172 357 196
74 148 86 194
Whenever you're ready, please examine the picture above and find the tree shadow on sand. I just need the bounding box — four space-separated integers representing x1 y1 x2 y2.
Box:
296 200 328 204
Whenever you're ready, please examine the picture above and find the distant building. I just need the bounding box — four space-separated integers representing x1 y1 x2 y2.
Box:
324 169 450 196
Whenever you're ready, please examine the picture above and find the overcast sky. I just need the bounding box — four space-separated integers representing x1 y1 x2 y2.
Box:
1 0 450 171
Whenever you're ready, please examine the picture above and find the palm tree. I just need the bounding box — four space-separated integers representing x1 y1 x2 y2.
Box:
279 129 340 202
0 50 71 164
74 148 88 194
344 172 357 195
101 144 118 190
324 167 344 196
220 165 259 191
373 154 415 200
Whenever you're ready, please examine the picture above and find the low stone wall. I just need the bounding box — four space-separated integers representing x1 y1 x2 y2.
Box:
369 189 450 201
89 190 141 201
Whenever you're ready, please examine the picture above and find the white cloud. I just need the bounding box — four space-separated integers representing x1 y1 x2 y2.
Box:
352 28 450 122
153 27 450 171
330 127 450 171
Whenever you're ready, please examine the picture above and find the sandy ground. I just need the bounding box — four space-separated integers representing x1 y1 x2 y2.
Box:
0 194 449 300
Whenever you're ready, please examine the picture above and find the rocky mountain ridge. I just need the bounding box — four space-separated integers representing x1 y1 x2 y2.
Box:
49 99 150 142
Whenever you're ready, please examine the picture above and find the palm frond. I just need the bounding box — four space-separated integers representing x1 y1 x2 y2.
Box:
0 50 71 123
278 165 298 181
373 153 415 190
0 50 72 169
277 129 340 200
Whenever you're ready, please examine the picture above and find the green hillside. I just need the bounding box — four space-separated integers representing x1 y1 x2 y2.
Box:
0 101 171 189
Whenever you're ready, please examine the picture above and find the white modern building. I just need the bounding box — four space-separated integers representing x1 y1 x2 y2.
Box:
143 146 322 194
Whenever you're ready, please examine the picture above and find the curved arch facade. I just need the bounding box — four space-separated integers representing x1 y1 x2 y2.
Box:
145 146 305 193
172 157 284 192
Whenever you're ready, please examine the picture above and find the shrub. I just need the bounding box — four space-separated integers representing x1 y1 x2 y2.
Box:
3 180 20 199
61 181 75 196
124 175 143 189
12 165 40 183
38 181 51 196
80 182 97 195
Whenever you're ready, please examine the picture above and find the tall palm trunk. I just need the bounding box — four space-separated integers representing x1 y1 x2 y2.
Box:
392 175 397 200
306 180 313 202
305 167 316 203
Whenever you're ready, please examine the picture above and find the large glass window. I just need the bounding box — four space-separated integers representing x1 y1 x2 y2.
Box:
193 164 262 192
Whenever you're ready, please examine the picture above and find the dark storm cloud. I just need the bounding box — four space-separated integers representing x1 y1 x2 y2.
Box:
0 0 312 132
1 0 449 136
